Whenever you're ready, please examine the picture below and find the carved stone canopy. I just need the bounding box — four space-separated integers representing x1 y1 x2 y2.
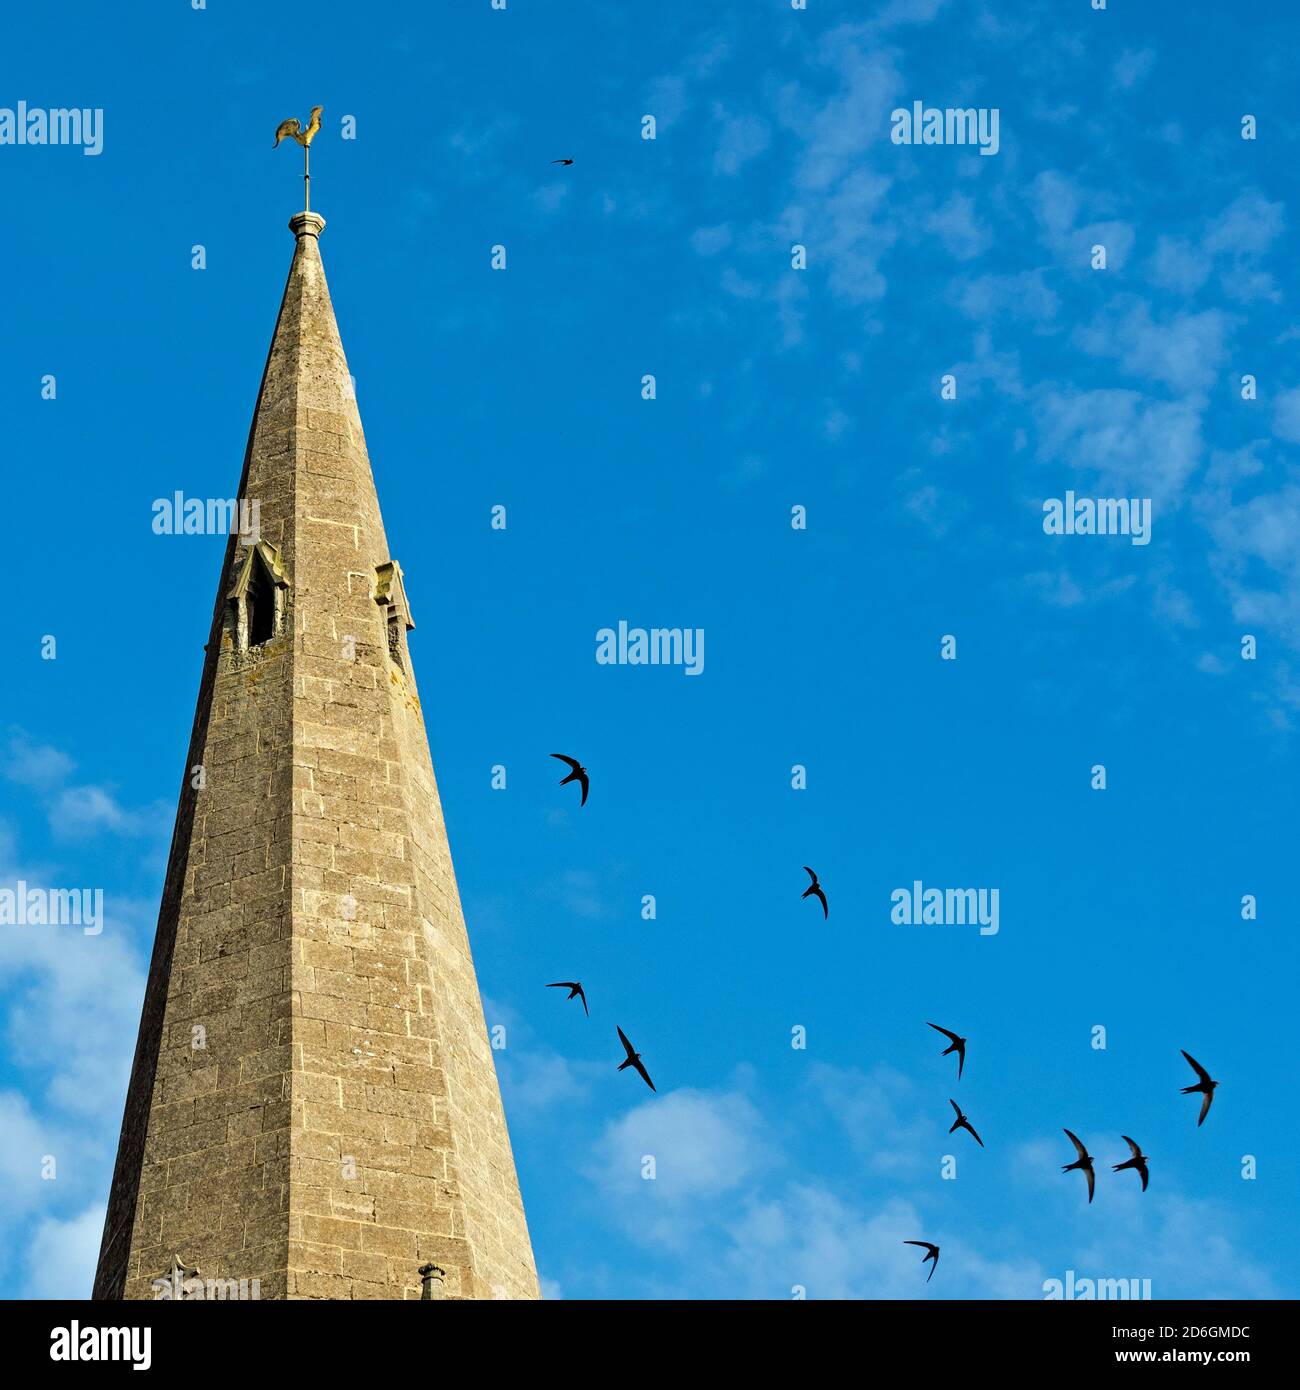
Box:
227 539 289 601
374 560 415 631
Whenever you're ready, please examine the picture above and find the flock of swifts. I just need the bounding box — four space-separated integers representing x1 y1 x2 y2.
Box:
529 148 1222 1285
544 755 656 1091
546 755 1224 1285
901 1028 1218 1283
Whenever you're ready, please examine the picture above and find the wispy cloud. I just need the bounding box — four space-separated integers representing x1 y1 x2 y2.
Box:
1033 388 1204 506
1 732 169 842
574 1061 1281 1298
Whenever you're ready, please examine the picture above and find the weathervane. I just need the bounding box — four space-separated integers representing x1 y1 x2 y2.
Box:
273 104 323 211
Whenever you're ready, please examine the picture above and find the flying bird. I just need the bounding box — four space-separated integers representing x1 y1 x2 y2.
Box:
903 1240 940 1283
551 158 574 165
273 105 323 148
1180 1050 1219 1127
550 753 589 806
926 1022 967 1080
616 1026 655 1093
1112 1135 1149 1192
801 866 828 918
948 1098 983 1148
1062 1129 1096 1203
546 981 588 1016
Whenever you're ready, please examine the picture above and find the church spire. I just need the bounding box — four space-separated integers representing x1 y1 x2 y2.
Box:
93 207 539 1300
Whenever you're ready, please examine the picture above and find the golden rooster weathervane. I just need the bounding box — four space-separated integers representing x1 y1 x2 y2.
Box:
274 104 323 211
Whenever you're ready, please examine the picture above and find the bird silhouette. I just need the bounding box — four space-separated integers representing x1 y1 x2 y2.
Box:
1112 1135 1149 1192
926 1022 967 1080
801 866 828 918
273 106 323 148
547 981 588 1016
551 158 574 166
948 1098 983 1147
903 1240 940 1282
550 753 589 806
1062 1129 1096 1203
616 1026 655 1092
1180 1050 1219 1127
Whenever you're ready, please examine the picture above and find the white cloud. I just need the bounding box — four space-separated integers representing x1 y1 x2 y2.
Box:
805 1062 932 1174
499 1048 588 1116
1204 189 1285 260
592 1087 768 1208
643 34 732 133
577 1069 1280 1299
1271 386 1300 444
482 993 593 1118
721 1185 1044 1299
1112 48 1155 90
2 735 74 790
1149 190 1284 303
1034 388 1204 505
807 167 895 305
2 731 168 841
955 269 1059 323
1028 169 1079 238
0 889 146 1118
48 785 156 839
1151 579 1200 629
1029 170 1134 270
1022 569 1137 609
1013 1134 1277 1299
950 329 1025 400
584 1070 1047 1298
764 33 904 314
823 405 853 442
725 1188 927 1299
0 1091 60 1208
1213 485 1300 573
0 770 155 1301
23 1205 104 1299
1074 300 1232 395
1150 235 1211 295
1024 570 1085 608
866 0 951 30
712 110 770 177
532 182 569 215
1203 483 1300 637
925 192 992 261
690 224 732 256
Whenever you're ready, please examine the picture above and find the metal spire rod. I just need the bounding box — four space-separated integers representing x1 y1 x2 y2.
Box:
273 104 323 211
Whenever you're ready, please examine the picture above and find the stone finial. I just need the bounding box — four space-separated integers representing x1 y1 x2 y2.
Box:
418 1263 445 1300
289 210 326 239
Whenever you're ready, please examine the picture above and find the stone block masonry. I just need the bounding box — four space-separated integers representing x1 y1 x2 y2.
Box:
93 210 539 1301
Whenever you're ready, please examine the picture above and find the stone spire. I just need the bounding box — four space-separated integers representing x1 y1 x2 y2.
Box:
93 211 539 1300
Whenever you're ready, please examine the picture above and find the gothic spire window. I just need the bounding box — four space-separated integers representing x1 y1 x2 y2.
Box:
227 541 289 653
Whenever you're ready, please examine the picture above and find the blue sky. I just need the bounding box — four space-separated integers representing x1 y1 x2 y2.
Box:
1 0 1298 1299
